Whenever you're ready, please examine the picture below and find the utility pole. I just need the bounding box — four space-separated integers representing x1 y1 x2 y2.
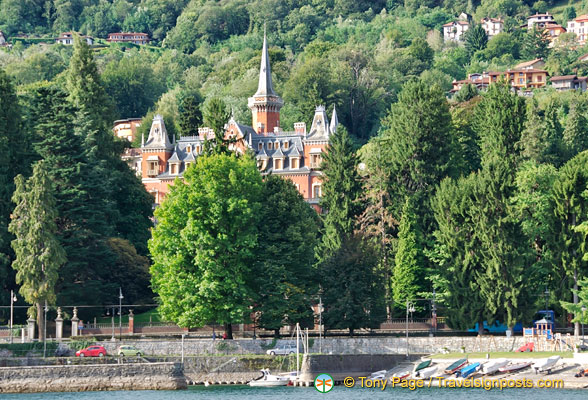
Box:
119 288 123 340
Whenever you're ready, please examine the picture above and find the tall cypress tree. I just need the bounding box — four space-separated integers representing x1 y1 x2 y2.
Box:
9 161 66 340
563 99 588 159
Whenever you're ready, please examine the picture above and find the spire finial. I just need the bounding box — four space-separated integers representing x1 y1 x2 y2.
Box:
255 24 276 96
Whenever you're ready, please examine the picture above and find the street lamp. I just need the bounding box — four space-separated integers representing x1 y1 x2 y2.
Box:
43 300 48 358
582 305 586 348
9 290 17 344
406 301 416 358
431 288 437 337
118 288 123 340
543 287 550 310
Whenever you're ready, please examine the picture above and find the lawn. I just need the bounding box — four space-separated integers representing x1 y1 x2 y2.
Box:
96 308 163 324
431 351 574 359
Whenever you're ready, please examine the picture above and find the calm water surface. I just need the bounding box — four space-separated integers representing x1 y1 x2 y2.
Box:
0 386 586 400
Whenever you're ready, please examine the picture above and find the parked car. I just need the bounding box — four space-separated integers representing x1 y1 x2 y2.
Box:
266 345 297 355
75 345 107 357
118 345 142 357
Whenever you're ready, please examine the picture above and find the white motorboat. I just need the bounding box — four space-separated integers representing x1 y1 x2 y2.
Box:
413 365 437 379
248 369 291 387
481 359 509 375
532 356 560 374
367 369 387 381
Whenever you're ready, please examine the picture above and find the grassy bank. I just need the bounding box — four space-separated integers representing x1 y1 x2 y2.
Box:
431 351 574 359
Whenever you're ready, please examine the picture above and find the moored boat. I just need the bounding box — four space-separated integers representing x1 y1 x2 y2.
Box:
481 359 509 375
248 369 290 387
414 359 432 372
413 365 437 379
532 356 560 374
458 362 480 378
391 371 411 380
444 358 468 374
499 362 532 373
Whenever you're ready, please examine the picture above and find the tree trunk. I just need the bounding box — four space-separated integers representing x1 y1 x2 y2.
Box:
478 320 485 336
349 328 354 337
574 268 580 338
273 328 280 338
36 302 44 342
224 323 233 340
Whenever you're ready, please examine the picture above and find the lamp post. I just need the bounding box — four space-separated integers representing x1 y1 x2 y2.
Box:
118 288 123 340
544 287 550 310
43 300 48 358
582 305 586 348
9 290 17 344
431 288 437 337
319 296 323 354
406 301 415 358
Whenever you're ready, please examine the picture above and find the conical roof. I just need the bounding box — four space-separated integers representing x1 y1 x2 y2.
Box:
254 29 276 96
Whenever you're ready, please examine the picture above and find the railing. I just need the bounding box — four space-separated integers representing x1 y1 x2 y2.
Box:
147 169 158 176
310 162 321 169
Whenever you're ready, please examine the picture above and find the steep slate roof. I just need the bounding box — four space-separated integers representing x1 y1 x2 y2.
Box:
254 29 276 97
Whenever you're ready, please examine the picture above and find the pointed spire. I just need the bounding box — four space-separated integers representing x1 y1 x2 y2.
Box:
329 105 339 134
255 26 276 96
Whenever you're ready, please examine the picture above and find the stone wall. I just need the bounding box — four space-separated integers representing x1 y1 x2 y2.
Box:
0 362 187 393
90 335 527 356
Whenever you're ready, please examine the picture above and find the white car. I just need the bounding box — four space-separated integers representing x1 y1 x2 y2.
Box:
266 345 297 355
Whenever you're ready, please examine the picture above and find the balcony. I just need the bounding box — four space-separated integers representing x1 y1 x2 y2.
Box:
310 162 322 169
147 169 159 177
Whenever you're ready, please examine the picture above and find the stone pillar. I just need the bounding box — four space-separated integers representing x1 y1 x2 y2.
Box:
55 307 63 341
27 317 35 341
71 307 79 337
128 309 134 335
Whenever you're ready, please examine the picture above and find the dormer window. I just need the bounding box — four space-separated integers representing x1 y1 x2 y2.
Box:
274 158 283 170
268 142 273 150
196 145 201 154
284 141 289 149
186 145 191 153
291 157 300 169
275 142 280 149
258 142 263 151
170 163 180 175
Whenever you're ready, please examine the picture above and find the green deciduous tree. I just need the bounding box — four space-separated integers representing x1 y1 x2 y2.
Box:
253 176 319 336
9 161 66 340
150 154 263 339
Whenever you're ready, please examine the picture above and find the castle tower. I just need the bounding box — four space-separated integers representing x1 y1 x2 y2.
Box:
248 30 283 134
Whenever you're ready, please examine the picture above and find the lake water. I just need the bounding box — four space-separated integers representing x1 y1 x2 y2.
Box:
0 386 586 400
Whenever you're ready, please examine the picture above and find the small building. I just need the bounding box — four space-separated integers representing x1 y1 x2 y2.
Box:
122 148 143 177
514 58 545 70
481 18 503 39
503 68 548 91
107 33 150 45
443 20 470 42
55 32 94 45
567 15 588 44
543 22 566 45
451 72 490 94
550 75 588 91
527 13 555 30
113 118 142 142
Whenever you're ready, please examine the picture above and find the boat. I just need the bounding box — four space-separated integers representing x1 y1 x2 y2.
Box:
413 365 437 379
391 371 411 380
444 358 468 374
414 359 432 372
532 356 560 374
499 362 532 373
248 369 291 387
458 362 480 378
367 370 387 381
481 359 509 375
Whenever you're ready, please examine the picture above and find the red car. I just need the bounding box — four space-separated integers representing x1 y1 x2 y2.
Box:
76 345 107 357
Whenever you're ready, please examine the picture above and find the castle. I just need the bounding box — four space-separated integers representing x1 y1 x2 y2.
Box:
140 33 335 210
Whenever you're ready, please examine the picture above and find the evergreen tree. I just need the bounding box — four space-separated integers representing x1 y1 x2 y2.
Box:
473 83 538 329
520 99 565 166
393 197 426 305
252 176 319 337
179 94 203 136
563 99 588 159
552 151 588 337
202 97 232 155
317 126 362 260
9 161 66 340
454 83 478 102
465 24 488 56
321 234 386 336
66 33 113 129
522 28 550 60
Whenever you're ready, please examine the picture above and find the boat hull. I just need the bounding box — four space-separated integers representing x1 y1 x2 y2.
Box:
444 359 468 374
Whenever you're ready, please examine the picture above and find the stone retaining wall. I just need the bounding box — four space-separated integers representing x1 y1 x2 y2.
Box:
0 362 187 393
91 335 527 356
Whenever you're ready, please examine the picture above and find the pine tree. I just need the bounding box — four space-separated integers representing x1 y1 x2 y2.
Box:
393 197 425 306
202 97 231 155
454 83 479 102
9 161 66 340
317 126 362 260
465 24 488 56
522 28 550 60
520 99 565 166
563 99 588 159
179 93 203 136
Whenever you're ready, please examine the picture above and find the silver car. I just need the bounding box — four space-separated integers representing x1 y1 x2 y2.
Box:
266 345 297 355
